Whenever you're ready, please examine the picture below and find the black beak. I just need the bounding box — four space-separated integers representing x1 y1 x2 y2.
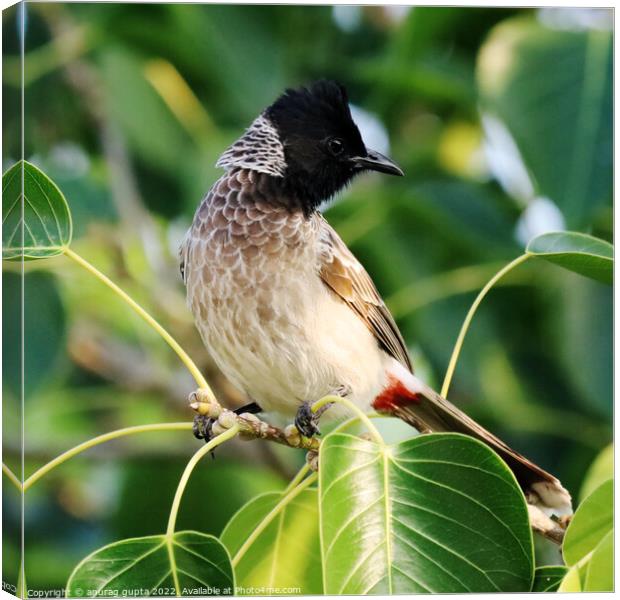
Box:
350 148 404 177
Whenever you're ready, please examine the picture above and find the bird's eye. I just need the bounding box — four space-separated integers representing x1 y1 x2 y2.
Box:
327 138 345 157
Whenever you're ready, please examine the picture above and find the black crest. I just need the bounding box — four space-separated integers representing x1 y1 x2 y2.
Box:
266 81 365 154
265 80 368 208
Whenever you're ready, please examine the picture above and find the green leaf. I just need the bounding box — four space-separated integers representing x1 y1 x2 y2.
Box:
584 529 613 591
531 566 568 592
2 160 73 260
580 444 613 502
66 532 234 597
3 271 66 399
558 564 584 592
560 479 613 593
221 490 322 595
563 479 613 566
477 19 612 228
319 432 533 594
526 231 613 284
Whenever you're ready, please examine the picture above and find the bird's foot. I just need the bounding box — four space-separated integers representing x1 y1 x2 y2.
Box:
294 386 350 438
189 391 263 444
295 401 321 438
192 409 238 447
193 413 215 441
188 388 222 444
331 384 352 398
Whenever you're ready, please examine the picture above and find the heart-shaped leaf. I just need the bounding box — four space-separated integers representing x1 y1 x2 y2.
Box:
526 232 612 284
221 490 322 594
319 432 533 594
2 160 73 260
563 478 612 566
531 566 568 592
66 531 233 597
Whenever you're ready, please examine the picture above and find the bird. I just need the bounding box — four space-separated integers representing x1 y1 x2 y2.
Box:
179 80 571 518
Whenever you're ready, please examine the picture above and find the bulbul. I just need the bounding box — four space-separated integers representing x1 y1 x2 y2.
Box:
180 80 571 517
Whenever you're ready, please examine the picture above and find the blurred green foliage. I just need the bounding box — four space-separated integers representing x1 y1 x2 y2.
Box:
2 4 612 593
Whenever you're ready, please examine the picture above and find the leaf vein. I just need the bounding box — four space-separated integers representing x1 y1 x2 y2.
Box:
92 541 165 595
320 456 380 500
172 541 231 581
393 527 498 591
391 496 507 552
390 461 531 565
24 169 65 243
324 496 383 559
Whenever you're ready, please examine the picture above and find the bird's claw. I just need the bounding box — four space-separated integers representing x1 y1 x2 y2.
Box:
188 388 222 444
294 388 347 439
193 413 215 442
295 401 324 438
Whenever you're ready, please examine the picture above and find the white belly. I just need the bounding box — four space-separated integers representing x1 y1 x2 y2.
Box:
194 269 389 420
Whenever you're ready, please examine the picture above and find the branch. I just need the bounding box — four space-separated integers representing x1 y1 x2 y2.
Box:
527 505 570 545
191 389 319 453
19 399 319 495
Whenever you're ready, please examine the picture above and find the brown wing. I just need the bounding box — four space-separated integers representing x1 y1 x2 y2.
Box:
318 217 412 372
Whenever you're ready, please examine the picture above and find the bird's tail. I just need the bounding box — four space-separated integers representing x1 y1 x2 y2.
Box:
373 363 572 518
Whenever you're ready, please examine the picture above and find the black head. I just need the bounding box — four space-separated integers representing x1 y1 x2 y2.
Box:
265 80 403 209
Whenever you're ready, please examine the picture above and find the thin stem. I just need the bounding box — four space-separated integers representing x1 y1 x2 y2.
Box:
441 253 531 398
63 247 213 398
2 462 22 491
312 395 384 445
164 426 239 594
387 261 530 318
165 426 240 538
232 472 318 568
283 463 311 494
331 412 388 434
23 422 192 491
